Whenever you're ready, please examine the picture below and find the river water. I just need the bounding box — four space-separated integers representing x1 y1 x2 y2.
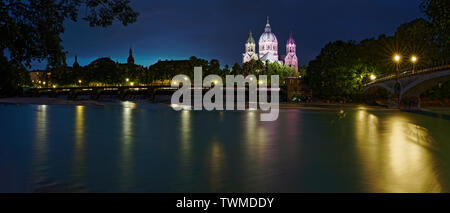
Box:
1 102 450 192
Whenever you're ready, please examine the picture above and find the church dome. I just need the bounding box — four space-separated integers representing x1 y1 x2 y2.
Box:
259 17 277 43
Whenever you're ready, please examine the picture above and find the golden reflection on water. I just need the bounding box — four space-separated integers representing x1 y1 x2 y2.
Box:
209 139 225 191
355 109 441 192
33 105 48 183
180 110 192 168
72 106 86 188
244 111 268 169
120 101 136 191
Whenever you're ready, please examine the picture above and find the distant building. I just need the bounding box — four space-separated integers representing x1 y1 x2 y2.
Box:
29 70 51 86
242 31 259 63
242 17 298 71
73 56 80 69
284 33 298 72
127 48 135 64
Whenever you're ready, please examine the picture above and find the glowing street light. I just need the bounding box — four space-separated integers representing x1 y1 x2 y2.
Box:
393 54 401 63
370 74 377 81
130 82 134 86
126 78 129 82
411 55 418 74
258 80 264 85
393 54 402 79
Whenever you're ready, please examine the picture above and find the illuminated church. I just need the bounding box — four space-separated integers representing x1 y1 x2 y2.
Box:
242 17 298 72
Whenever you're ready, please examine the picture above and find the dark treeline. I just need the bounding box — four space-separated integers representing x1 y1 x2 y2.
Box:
1 0 138 96
50 56 299 86
306 0 449 102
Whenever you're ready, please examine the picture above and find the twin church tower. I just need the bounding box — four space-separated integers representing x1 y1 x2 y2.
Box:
242 17 298 72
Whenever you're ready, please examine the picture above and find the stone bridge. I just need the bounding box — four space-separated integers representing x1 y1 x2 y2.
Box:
363 64 450 110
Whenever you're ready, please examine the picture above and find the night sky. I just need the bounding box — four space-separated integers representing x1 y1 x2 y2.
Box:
37 0 424 69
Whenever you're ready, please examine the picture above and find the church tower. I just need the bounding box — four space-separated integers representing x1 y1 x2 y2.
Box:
73 56 80 69
284 33 298 72
258 17 279 63
127 48 135 64
243 31 258 64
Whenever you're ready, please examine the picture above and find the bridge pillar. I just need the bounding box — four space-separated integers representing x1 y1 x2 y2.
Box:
387 94 400 109
146 88 155 101
48 89 57 98
68 89 80 100
118 88 129 101
91 88 104 100
401 96 421 111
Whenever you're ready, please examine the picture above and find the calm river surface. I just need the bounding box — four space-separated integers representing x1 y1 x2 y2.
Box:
1 102 450 193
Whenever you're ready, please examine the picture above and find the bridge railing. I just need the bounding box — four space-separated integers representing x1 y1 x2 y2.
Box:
365 62 450 86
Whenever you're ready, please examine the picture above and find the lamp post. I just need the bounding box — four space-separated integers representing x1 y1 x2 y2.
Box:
411 55 418 74
393 54 401 78
393 54 402 107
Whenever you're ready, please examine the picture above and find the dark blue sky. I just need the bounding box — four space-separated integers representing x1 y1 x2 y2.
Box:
44 0 424 69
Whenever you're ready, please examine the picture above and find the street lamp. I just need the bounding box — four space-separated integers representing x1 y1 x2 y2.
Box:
393 54 401 78
126 78 129 82
411 55 418 74
78 79 82 85
370 74 376 81
392 54 402 107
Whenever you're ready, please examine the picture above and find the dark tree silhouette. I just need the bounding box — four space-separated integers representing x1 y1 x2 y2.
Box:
0 0 138 96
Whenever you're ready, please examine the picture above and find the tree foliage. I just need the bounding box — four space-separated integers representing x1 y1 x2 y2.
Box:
305 2 449 102
0 0 138 95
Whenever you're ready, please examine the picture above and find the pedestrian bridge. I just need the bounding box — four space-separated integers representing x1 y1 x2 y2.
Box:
363 63 450 109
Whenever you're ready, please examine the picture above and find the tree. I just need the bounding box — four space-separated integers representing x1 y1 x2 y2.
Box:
420 0 450 58
0 0 138 95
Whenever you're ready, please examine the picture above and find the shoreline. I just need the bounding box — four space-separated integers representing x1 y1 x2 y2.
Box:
1 97 449 111
0 97 106 106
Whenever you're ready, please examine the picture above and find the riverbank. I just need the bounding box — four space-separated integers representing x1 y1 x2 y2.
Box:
0 97 106 106
2 97 448 112
0 97 388 110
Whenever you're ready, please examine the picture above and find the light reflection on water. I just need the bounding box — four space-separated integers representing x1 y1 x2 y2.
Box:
354 110 442 192
1 103 450 192
72 105 85 190
33 105 48 185
120 101 136 191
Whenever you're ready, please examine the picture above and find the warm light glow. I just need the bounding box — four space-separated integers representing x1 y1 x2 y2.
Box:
126 78 129 82
393 54 401 63
43 81 46 85
78 79 82 84
411 55 418 63
258 80 264 85
52 85 56 88
130 82 134 86
370 74 377 80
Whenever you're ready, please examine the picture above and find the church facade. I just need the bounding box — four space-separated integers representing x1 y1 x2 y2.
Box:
242 17 298 72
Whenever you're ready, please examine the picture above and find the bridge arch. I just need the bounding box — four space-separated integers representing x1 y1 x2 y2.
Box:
363 83 395 95
401 72 450 98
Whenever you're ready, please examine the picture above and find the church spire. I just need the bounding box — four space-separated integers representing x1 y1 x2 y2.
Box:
265 16 271 32
247 30 255 44
73 55 80 69
127 48 134 64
